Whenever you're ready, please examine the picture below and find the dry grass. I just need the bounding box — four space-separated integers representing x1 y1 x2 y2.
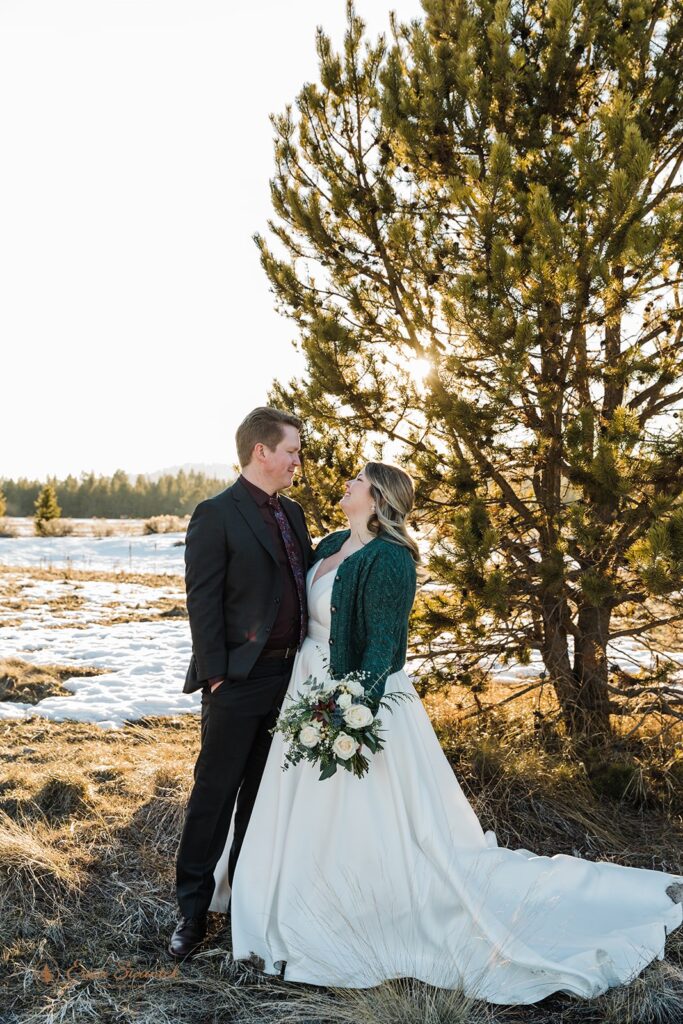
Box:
0 566 186 629
0 516 20 538
98 598 187 627
0 693 681 1024
0 564 183 589
143 515 189 535
0 808 82 950
426 677 683 826
0 658 109 705
35 520 76 538
45 593 86 613
0 517 178 539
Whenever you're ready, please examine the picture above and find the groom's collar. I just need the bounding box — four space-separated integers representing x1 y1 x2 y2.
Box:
238 473 275 507
231 474 306 565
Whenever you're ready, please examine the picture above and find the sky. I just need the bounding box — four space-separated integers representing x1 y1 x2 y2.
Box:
1 0 424 482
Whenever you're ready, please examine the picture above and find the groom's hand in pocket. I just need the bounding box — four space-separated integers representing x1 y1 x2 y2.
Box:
208 675 225 693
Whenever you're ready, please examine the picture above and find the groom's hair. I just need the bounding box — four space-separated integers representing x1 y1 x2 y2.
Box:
236 406 303 467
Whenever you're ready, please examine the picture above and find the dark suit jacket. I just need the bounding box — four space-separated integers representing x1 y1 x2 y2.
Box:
182 477 314 694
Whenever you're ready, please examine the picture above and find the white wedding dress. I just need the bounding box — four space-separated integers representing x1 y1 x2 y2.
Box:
209 562 683 1004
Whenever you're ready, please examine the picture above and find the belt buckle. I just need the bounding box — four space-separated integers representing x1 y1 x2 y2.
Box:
285 645 296 658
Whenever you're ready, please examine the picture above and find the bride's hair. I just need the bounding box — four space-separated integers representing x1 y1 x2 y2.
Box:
364 462 421 564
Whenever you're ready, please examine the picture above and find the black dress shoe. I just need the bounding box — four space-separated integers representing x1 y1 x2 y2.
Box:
168 914 208 960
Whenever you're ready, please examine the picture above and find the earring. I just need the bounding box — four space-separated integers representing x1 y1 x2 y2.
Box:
370 503 376 514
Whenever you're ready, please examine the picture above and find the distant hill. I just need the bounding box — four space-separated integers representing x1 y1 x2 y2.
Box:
136 462 236 483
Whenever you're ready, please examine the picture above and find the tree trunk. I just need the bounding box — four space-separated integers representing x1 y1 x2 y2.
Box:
541 596 613 745
569 603 613 743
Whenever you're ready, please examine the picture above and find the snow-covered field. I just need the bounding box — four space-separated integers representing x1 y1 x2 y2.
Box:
2 534 682 730
0 569 194 729
0 532 185 575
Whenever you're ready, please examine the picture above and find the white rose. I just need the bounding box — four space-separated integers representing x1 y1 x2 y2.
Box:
321 677 338 694
343 704 374 729
337 692 353 709
299 723 321 748
332 732 359 760
344 679 365 697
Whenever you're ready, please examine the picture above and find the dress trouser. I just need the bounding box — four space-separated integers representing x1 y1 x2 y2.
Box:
175 653 294 919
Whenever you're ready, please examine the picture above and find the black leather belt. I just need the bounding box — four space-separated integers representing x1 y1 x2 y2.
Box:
259 645 298 659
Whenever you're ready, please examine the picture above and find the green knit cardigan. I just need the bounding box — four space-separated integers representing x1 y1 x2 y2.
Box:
311 529 417 703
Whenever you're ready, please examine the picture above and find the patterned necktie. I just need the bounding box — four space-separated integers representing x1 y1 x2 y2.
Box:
268 495 308 648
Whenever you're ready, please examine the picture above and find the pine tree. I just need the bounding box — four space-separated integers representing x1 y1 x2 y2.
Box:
259 0 683 745
0 487 6 518
34 483 62 535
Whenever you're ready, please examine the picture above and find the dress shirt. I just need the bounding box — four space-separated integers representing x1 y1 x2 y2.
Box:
238 474 303 648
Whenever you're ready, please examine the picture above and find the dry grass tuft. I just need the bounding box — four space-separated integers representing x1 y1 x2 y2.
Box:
92 520 116 537
35 520 75 537
0 516 20 537
0 657 109 705
598 951 683 1024
133 766 192 856
33 771 98 824
143 515 188 534
0 809 82 946
251 978 500 1024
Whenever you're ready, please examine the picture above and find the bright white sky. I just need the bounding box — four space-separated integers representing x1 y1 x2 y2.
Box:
1 0 423 482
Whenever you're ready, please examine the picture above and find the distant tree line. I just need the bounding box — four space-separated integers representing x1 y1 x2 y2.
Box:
0 469 234 518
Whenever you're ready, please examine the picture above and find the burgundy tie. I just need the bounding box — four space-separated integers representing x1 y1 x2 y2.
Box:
268 496 308 648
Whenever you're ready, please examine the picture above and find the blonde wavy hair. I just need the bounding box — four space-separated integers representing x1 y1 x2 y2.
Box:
364 462 421 564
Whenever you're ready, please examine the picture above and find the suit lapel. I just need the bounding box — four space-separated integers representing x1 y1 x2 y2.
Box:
230 478 278 565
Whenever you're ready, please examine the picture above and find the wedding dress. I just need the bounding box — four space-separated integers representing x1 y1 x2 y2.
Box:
209 561 683 1004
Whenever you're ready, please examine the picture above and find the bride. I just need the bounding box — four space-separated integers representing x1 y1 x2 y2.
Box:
209 461 683 1005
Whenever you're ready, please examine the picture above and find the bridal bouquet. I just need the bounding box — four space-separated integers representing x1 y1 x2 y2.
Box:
273 670 413 781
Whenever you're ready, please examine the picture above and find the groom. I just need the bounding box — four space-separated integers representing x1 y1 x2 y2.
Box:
169 406 314 959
